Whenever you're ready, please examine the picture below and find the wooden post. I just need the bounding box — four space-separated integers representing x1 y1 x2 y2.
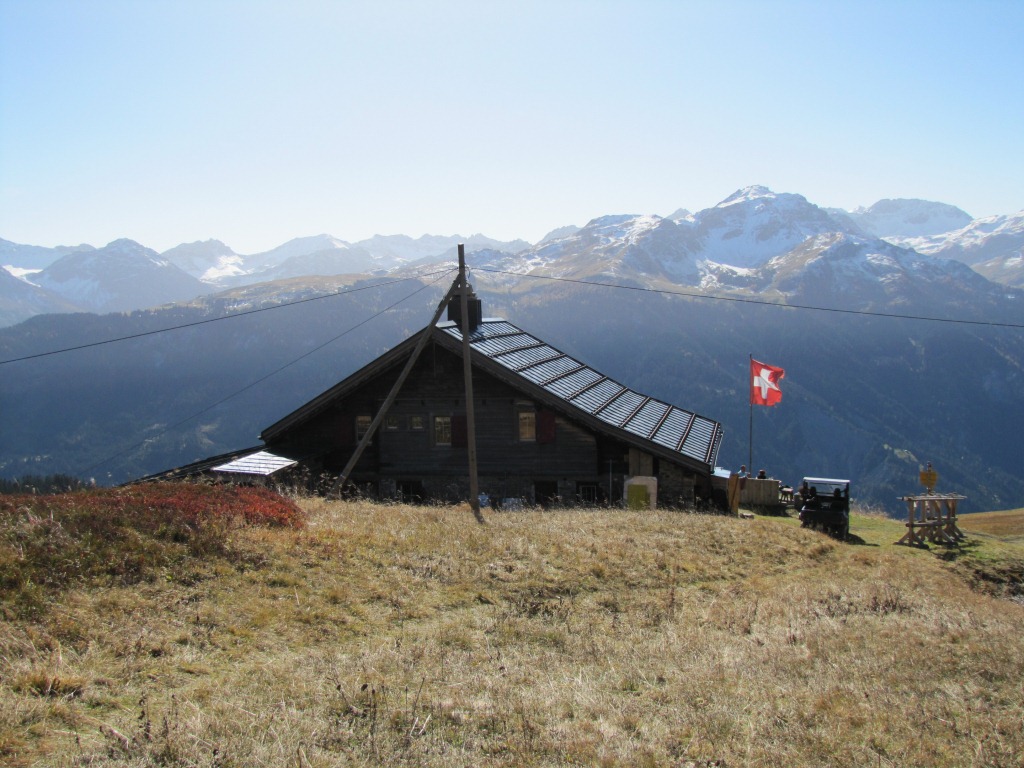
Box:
896 497 927 547
458 244 484 523
329 276 461 497
943 497 965 542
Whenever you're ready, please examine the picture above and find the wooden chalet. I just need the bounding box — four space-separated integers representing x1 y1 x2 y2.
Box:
249 289 724 508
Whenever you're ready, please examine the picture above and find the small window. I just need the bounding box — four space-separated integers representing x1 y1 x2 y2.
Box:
355 415 372 442
577 483 599 504
518 411 536 442
385 414 400 430
434 415 452 446
410 415 424 431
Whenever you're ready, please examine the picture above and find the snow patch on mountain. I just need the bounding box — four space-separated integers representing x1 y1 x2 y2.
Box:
691 186 852 268
246 235 351 273
538 225 581 244
357 233 528 265
837 198 973 238
972 245 1024 288
200 256 248 283
0 266 84 326
756 232 1009 312
585 214 663 244
161 239 244 283
890 210 1024 264
33 239 207 313
0 238 96 271
3 266 42 280
498 213 700 283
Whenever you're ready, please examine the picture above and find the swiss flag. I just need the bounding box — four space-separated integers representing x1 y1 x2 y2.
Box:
750 359 784 406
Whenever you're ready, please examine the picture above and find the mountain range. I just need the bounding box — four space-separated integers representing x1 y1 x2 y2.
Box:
3 186 1023 327
1 186 1022 514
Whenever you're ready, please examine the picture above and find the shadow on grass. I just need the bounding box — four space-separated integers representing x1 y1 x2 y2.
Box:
844 533 878 547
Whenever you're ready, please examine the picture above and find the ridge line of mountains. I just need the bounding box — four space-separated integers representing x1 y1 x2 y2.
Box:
2 185 1022 325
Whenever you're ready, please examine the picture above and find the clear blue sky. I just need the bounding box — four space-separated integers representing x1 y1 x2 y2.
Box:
2 0 1022 254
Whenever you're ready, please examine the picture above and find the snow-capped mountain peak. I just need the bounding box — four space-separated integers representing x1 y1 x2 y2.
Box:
838 198 974 238
579 214 664 245
3 185 1022 328
162 239 241 282
247 234 352 272
0 238 95 271
31 239 206 314
889 210 1024 263
692 187 850 268
757 231 1007 311
718 184 780 208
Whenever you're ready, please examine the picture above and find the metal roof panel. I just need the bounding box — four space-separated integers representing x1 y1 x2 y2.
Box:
213 450 297 476
439 319 723 471
630 399 670 438
547 367 603 399
521 355 579 384
652 408 693 450
570 378 623 412
474 333 536 357
681 417 717 462
599 389 646 427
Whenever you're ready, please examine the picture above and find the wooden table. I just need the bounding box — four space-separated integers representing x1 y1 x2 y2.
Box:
896 493 966 547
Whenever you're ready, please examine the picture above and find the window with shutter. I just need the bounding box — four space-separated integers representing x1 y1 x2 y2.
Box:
452 414 467 447
537 409 556 444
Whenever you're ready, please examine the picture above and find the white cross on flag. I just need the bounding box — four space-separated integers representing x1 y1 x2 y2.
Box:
750 359 784 406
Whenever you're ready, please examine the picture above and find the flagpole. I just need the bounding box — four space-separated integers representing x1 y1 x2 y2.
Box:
748 353 753 472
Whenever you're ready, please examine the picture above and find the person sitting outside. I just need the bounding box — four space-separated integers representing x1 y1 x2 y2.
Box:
793 480 809 506
799 487 820 526
831 486 846 512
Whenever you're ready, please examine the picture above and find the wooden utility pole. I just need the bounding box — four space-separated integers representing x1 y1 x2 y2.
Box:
329 277 461 497
458 244 484 523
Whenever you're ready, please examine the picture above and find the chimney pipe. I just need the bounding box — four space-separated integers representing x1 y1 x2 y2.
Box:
447 272 482 331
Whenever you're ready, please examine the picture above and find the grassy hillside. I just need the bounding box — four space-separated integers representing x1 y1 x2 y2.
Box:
2 486 1023 767
960 508 1024 540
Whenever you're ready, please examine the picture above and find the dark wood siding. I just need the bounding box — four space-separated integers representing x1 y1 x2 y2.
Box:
265 339 700 504
269 341 600 480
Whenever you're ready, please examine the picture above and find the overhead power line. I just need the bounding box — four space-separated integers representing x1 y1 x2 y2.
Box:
0 270 454 366
79 271 455 477
474 267 1024 329
4 264 1018 371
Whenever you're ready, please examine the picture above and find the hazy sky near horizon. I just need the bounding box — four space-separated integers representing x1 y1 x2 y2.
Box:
2 0 1022 255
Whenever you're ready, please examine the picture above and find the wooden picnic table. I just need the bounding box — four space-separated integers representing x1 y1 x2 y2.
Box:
896 493 966 547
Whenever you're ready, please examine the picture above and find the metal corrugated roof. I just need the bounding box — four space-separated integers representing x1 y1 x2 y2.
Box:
439 319 722 468
212 450 298 476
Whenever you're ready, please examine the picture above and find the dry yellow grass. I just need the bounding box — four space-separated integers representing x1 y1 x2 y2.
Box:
959 508 1024 540
2 498 1023 767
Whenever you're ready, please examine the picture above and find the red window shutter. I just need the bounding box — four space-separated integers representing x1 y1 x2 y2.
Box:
537 410 556 444
452 414 467 447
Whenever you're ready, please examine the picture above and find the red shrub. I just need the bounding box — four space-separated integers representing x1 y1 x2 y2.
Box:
111 482 306 529
0 483 304 610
